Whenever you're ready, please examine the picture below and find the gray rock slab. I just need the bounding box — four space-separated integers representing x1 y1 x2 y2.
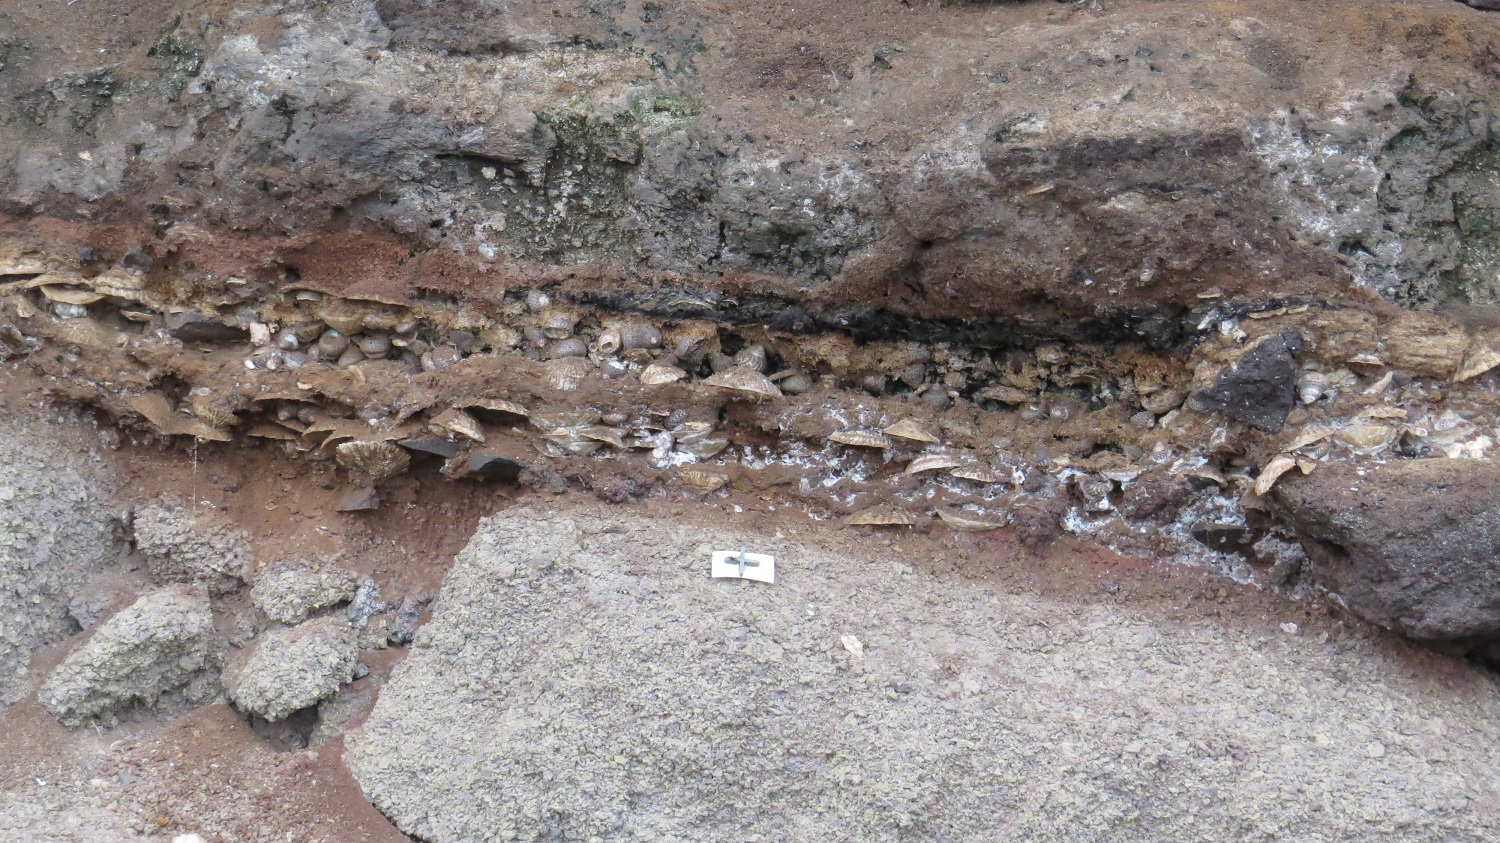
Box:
348 504 1500 842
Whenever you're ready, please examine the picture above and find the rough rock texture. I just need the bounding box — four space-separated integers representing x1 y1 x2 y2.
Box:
132 503 253 594
1189 330 1303 433
38 585 221 727
250 560 360 624
6 0 1500 336
1273 458 1500 651
0 405 119 706
224 616 359 721
348 505 1500 842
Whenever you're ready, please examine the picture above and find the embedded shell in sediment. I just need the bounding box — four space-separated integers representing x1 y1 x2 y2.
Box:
904 454 963 475
882 418 940 444
579 426 628 449
430 408 486 443
544 357 591 392
335 440 412 483
639 363 687 385
40 285 104 306
1454 344 1500 383
949 465 1003 484
1253 454 1304 496
936 508 1010 532
843 506 920 526
703 367 782 399
830 430 892 449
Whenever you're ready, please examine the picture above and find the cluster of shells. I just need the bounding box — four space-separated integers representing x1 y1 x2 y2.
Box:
6 239 1500 560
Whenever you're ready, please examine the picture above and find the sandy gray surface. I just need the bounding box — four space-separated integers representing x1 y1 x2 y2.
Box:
350 505 1500 843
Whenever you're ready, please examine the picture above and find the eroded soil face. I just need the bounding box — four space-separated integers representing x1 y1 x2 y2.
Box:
6 0 1500 840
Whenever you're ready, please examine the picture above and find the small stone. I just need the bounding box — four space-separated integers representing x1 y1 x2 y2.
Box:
336 486 380 512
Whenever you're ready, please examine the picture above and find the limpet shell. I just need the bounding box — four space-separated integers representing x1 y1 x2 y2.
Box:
844 506 920 527
904 454 963 475
883 418 940 444
39 285 103 305
1455 344 1500 383
830 430 891 449
936 508 1010 532
703 367 782 399
335 440 412 483
579 426 628 449
430 408 486 443
456 397 529 423
640 363 687 385
1253 454 1302 496
949 465 1003 484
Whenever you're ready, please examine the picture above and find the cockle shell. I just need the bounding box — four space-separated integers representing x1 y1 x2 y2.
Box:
456 398 529 423
703 367 782 399
335 440 412 482
883 418 940 444
830 430 891 449
544 357 590 392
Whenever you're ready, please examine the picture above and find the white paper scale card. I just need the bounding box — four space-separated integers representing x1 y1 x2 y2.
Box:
710 550 776 584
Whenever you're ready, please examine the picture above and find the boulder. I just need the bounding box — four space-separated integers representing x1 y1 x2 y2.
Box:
250 560 359 625
132 503 253 594
39 585 221 727
1272 458 1500 651
224 617 359 721
0 411 119 705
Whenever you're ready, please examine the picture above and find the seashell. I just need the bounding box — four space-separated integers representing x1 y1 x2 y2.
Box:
523 326 548 349
544 356 591 392
40 285 103 305
335 440 412 483
548 338 588 359
1253 454 1302 496
542 312 576 340
191 397 240 430
950 465 1003 484
919 386 952 410
621 323 663 352
430 408 486 443
829 430 891 449
1288 424 1336 451
318 301 367 335
665 321 720 363
50 301 87 319
883 418 940 444
975 384 1033 405
246 422 300 441
1297 372 1330 405
1347 353 1385 368
936 508 1010 532
1140 388 1186 415
125 393 231 442
1363 371 1394 395
640 363 687 385
1357 406 1408 421
579 426 628 449
703 367 782 399
708 353 734 373
673 421 729 459
904 454 963 475
358 334 392 357
456 398 530 424
601 359 629 378
479 323 522 351
336 346 366 368
1335 421 1396 454
732 343 769 373
542 427 603 456
249 322 272 347
675 469 728 495
81 267 146 301
1455 344 1500 382
843 506 920 527
781 373 813 395
526 289 551 312
597 329 622 355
